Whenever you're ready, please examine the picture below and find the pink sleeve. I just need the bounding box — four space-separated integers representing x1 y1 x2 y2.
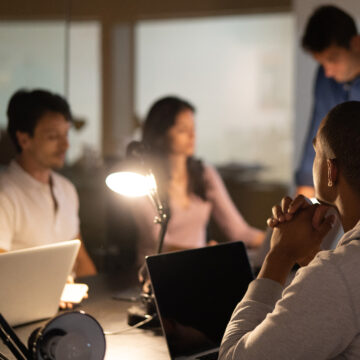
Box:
205 165 264 246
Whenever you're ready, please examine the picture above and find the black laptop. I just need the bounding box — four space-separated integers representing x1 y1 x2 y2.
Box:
146 241 254 360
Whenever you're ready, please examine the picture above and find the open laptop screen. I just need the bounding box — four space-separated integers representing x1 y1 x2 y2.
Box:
146 241 253 359
0 240 80 326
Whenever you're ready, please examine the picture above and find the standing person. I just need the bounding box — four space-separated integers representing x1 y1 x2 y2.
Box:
0 89 97 278
132 96 265 265
296 5 360 197
219 101 360 359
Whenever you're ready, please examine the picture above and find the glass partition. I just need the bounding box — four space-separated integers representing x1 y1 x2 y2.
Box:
0 21 67 127
0 20 102 165
135 14 294 183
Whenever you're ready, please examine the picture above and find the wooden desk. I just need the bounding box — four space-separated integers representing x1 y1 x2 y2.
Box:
0 273 169 359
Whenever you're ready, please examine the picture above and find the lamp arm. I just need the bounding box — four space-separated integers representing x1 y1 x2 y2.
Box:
0 314 29 360
156 208 170 254
0 352 10 360
147 187 170 255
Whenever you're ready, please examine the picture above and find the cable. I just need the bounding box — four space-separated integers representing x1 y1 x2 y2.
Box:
0 352 10 360
104 314 157 335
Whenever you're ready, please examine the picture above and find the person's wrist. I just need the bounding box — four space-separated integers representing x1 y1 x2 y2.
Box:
258 247 295 286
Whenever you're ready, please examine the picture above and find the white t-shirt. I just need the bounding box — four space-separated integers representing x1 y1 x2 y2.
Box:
0 160 80 251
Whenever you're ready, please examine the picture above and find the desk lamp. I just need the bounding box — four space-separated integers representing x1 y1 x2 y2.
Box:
105 141 170 327
0 311 106 360
105 141 170 255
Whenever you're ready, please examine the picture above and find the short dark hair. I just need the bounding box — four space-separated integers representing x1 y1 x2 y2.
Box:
322 101 360 193
302 5 357 53
7 89 72 153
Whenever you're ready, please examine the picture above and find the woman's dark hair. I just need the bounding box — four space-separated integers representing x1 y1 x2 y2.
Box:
7 88 72 153
142 96 206 200
302 5 357 53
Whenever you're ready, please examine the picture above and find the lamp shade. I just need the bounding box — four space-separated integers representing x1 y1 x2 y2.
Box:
105 171 157 198
28 311 106 360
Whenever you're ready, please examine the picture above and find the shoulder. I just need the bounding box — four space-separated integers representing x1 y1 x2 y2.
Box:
0 165 19 194
0 167 20 211
203 163 226 187
311 241 360 270
317 240 360 277
315 65 325 80
295 241 360 298
314 66 332 84
201 164 228 197
203 163 221 182
314 66 330 88
0 163 14 182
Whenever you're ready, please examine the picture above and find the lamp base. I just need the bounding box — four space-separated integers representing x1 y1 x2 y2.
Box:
127 298 160 329
128 264 161 329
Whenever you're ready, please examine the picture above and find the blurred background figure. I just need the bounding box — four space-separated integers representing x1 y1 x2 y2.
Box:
295 5 360 198
0 89 97 278
131 96 265 266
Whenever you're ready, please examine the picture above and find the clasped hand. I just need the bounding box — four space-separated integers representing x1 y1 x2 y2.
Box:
266 195 336 267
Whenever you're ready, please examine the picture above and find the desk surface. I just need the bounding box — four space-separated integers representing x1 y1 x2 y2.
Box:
0 273 170 359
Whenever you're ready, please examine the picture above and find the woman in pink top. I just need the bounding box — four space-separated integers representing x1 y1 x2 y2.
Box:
133 96 265 264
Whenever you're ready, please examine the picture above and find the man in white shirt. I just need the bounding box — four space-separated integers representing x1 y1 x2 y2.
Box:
0 89 96 277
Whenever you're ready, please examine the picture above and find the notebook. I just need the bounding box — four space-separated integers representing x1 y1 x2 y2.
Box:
0 239 80 326
146 241 254 360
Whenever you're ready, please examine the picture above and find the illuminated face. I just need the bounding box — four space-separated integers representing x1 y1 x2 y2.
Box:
313 44 360 83
166 109 196 157
19 112 70 170
312 117 332 204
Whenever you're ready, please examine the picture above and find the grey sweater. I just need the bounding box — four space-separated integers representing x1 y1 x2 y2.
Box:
219 220 360 360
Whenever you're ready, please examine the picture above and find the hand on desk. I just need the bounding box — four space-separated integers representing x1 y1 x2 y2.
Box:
59 275 89 309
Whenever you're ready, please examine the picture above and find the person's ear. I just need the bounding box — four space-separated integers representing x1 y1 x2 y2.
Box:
350 35 360 52
15 131 32 152
327 159 338 187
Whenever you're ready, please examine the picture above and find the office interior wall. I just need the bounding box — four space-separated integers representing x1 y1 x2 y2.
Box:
107 24 134 158
0 0 291 21
293 0 360 172
135 14 294 183
68 22 102 165
0 21 101 165
0 0 292 162
0 22 66 128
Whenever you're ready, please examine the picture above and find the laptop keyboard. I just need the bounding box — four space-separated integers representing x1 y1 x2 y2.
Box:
196 351 218 360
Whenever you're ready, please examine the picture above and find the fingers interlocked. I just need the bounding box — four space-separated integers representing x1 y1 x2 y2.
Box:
267 195 312 228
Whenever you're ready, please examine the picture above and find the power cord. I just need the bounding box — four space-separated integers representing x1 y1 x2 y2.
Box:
104 314 157 335
0 352 10 360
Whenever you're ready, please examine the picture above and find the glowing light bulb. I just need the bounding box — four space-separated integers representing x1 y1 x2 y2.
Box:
106 171 153 197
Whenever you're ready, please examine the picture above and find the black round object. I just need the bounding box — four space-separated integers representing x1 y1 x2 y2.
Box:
28 311 106 360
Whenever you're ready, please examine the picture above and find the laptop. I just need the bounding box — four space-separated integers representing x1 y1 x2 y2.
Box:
146 241 254 360
0 239 80 326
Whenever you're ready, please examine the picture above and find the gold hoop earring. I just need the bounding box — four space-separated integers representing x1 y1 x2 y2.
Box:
328 179 333 187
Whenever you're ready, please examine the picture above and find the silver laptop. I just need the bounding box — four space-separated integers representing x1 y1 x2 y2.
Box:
0 240 80 326
146 241 254 360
